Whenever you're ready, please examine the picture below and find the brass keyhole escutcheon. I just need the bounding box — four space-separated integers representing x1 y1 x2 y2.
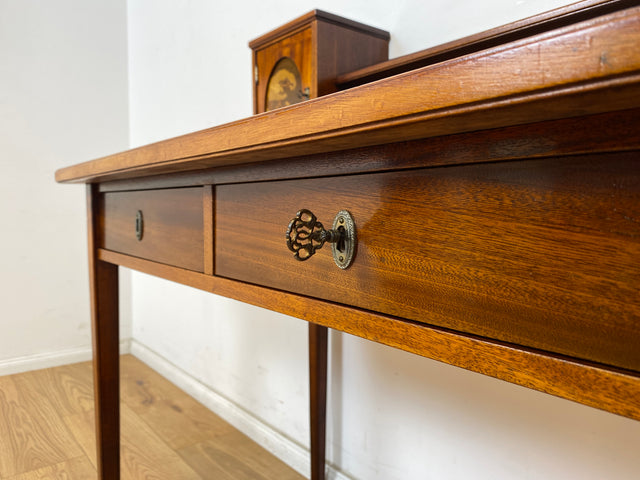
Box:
286 209 356 269
331 211 356 269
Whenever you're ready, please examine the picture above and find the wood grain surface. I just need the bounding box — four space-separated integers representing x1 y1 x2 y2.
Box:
309 324 327 480
99 188 204 272
248 9 389 50
0 374 84 477
314 18 389 97
253 26 313 114
336 0 638 88
4 456 96 480
55 6 640 183
0 356 302 479
97 249 640 421
88 184 121 480
203 185 214 275
250 8 389 114
95 107 640 193
216 152 640 371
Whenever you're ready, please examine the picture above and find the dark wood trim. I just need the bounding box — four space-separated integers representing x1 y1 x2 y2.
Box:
203 185 214 276
337 0 639 88
309 324 328 480
87 185 121 480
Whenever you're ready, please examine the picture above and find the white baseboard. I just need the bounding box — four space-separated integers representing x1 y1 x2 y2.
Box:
130 339 353 480
0 339 132 376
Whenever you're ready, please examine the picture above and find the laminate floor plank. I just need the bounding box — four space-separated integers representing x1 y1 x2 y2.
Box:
3 455 96 480
0 374 84 478
63 406 205 479
14 363 94 418
121 403 202 479
120 356 235 450
178 431 305 480
0 355 303 479
62 409 98 469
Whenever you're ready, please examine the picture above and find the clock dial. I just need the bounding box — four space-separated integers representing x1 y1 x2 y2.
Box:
265 57 307 111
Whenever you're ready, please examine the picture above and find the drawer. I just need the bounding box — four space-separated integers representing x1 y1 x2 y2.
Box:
216 153 640 371
99 188 204 272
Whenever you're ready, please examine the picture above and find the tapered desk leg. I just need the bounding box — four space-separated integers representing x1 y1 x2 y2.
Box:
87 185 120 479
309 323 328 480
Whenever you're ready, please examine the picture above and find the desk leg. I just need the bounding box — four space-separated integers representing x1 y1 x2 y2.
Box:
309 323 328 480
87 186 120 479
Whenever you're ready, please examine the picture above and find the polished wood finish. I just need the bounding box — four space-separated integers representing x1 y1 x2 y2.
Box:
99 187 204 272
309 324 328 480
337 0 639 88
249 9 389 49
56 6 640 479
250 10 389 114
88 184 121 480
95 107 640 193
203 185 214 276
55 7 640 184
216 152 640 372
253 27 313 114
98 248 640 421
313 17 389 98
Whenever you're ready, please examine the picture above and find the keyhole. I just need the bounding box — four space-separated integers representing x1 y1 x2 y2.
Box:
135 210 144 241
336 225 346 252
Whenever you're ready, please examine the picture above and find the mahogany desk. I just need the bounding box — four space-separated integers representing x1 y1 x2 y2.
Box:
56 5 640 479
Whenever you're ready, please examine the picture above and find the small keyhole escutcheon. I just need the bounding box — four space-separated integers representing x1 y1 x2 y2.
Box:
135 210 144 241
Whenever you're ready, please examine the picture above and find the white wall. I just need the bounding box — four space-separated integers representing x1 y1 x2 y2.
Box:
0 0 130 374
126 1 640 479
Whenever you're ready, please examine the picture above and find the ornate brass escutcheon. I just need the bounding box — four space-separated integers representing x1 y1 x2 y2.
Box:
286 209 356 269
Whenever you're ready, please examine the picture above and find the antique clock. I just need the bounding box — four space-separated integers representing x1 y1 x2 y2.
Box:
249 10 390 114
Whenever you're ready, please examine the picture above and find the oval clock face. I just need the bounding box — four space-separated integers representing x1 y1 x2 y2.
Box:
265 57 305 111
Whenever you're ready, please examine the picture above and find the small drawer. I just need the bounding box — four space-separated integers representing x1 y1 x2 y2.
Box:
216 153 640 371
99 188 204 272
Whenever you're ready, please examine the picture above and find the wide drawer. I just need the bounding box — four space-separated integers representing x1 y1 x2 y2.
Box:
216 153 640 371
99 188 204 272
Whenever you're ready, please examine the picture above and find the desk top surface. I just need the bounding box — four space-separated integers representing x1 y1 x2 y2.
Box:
56 5 640 185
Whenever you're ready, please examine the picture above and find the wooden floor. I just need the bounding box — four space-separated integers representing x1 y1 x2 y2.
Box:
0 355 305 480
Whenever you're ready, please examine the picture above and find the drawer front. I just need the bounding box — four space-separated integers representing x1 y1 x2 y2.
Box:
216 153 640 371
100 188 204 272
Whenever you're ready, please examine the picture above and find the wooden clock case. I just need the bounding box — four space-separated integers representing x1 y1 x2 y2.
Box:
249 10 390 114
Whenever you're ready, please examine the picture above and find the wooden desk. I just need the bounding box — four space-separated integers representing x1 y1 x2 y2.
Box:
56 5 640 479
